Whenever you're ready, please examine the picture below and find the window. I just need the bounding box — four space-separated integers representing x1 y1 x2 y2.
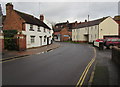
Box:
44 36 46 42
29 24 34 31
49 30 50 34
95 34 96 38
37 26 41 32
31 36 35 43
95 25 97 29
91 26 93 30
44 28 46 32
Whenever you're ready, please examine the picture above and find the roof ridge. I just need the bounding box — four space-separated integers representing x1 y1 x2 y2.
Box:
14 10 51 29
14 10 35 18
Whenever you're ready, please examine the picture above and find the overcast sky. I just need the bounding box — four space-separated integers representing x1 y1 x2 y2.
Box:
1 1 119 23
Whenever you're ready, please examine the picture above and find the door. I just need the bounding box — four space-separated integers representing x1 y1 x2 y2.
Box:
47 37 49 45
39 36 42 46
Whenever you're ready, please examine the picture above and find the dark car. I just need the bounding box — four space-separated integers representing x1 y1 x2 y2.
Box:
104 38 120 49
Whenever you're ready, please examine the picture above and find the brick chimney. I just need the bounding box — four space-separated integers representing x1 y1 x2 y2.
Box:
6 3 13 16
40 14 44 22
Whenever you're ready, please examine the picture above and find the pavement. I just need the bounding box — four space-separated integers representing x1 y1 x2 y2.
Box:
1 42 60 60
91 47 120 86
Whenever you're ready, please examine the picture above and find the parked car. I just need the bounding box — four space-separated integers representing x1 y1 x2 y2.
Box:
104 38 120 49
93 39 105 48
95 38 104 42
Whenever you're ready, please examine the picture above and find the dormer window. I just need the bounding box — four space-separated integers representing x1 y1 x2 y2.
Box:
37 26 41 32
29 24 34 31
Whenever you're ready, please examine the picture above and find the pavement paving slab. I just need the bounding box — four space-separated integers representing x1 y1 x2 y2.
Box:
91 48 120 86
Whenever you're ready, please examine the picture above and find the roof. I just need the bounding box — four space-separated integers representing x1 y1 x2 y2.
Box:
55 21 69 26
114 15 120 21
14 10 51 30
76 17 109 29
53 28 62 32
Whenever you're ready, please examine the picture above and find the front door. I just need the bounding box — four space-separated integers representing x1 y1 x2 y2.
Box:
47 37 49 45
40 36 42 46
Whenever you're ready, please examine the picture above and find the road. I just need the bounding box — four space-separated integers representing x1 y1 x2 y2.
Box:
2 42 95 86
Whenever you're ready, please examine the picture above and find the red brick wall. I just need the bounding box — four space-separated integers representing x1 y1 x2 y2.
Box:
115 20 120 35
0 33 4 52
3 10 25 31
15 34 26 51
60 27 71 41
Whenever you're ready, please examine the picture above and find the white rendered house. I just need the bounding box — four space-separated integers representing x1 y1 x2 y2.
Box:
72 16 119 43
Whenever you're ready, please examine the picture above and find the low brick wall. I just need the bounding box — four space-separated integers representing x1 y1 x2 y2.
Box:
112 46 120 66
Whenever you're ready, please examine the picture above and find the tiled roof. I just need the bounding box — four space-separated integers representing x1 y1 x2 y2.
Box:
76 17 109 29
15 10 51 30
55 22 68 26
114 15 120 21
53 28 62 32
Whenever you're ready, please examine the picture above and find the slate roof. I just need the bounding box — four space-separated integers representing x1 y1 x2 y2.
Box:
14 10 51 30
53 28 62 32
76 17 109 29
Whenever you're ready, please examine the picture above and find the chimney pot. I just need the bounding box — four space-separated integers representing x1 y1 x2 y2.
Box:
40 14 44 22
85 19 87 22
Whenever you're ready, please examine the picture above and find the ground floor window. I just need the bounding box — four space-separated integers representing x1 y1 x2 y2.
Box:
31 36 35 43
44 36 46 42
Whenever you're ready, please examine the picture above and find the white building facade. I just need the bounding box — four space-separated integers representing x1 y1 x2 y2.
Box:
22 23 53 48
72 17 119 43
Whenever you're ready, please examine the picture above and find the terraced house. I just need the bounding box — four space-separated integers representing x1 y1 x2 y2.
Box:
72 16 119 43
3 3 53 50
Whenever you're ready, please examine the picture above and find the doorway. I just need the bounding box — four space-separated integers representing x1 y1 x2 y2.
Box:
39 36 42 46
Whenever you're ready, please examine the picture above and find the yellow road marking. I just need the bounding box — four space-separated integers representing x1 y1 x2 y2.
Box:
76 47 96 87
80 58 95 86
0 55 23 61
0 56 28 63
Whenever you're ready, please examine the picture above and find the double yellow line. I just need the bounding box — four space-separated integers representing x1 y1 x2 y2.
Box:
76 47 96 87
0 55 28 63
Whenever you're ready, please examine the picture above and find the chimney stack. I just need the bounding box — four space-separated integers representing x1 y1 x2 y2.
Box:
85 19 87 22
40 14 44 22
6 3 13 16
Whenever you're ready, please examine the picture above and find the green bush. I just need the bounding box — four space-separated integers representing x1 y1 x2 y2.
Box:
3 30 18 50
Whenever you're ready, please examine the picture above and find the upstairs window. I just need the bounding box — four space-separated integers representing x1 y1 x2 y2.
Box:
49 30 50 34
29 24 34 31
37 26 41 32
44 28 46 32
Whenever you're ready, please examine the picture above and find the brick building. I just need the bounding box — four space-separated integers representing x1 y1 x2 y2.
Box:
3 3 53 50
53 21 79 41
114 15 120 35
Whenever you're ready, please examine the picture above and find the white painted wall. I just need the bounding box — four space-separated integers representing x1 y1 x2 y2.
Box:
99 17 119 39
72 17 119 43
88 25 99 42
22 23 53 48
